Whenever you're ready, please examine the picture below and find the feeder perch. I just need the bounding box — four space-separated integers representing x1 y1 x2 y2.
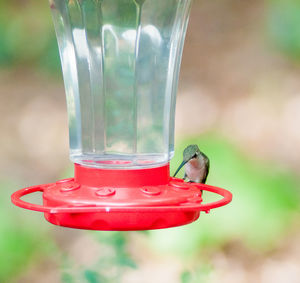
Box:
11 0 232 231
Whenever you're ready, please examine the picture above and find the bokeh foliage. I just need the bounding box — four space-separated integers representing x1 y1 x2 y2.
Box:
267 0 300 60
151 134 300 256
61 232 137 283
1 0 300 71
0 0 60 71
0 180 52 282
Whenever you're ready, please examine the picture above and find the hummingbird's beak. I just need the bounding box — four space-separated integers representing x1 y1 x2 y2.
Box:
173 160 188 177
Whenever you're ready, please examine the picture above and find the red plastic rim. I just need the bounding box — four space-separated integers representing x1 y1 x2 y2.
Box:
11 164 232 231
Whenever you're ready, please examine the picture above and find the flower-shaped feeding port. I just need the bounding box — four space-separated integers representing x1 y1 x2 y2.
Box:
11 0 232 231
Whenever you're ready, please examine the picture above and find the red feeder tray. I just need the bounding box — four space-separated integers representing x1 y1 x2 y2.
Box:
11 164 232 231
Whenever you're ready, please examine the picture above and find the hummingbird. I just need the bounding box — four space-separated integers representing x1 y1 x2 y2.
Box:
173 144 210 184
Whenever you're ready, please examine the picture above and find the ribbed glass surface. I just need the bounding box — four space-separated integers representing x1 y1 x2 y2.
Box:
50 0 192 168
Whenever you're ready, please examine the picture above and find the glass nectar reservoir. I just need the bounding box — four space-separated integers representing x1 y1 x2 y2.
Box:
50 0 192 168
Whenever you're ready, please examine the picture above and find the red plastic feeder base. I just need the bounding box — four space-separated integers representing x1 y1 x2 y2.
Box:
11 164 232 231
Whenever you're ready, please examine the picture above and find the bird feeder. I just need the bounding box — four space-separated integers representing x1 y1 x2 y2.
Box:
11 0 232 230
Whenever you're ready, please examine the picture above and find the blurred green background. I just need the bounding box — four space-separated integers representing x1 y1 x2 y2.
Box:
1 0 300 282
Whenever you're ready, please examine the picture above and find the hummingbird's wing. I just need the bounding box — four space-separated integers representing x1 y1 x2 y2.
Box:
183 172 187 181
200 151 210 184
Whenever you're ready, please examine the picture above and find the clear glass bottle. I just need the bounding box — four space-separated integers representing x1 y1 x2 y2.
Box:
50 0 192 168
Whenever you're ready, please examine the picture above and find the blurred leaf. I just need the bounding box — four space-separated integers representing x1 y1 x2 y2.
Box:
180 264 213 283
60 231 137 283
267 0 300 60
62 272 74 283
38 35 61 74
0 0 58 71
116 254 137 269
84 270 104 283
181 270 192 283
0 180 52 282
